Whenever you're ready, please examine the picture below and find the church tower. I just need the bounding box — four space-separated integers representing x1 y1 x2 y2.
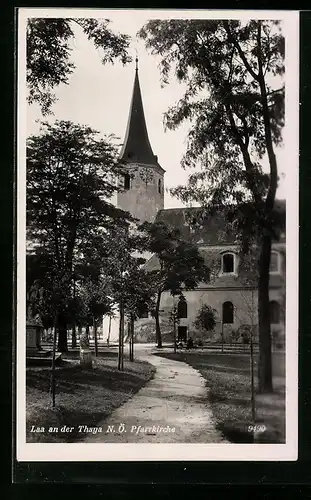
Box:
117 58 165 223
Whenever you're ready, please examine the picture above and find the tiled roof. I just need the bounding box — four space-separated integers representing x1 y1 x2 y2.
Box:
156 207 237 246
145 201 286 289
155 200 286 247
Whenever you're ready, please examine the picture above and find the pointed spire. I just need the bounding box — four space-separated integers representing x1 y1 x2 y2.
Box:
119 59 158 166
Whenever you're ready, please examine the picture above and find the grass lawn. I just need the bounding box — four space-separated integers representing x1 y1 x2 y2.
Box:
26 351 155 443
156 351 285 443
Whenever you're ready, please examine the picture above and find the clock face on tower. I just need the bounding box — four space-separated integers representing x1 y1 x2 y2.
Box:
138 166 155 186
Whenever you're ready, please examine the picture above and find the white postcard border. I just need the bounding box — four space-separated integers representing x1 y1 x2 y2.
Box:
16 8 299 462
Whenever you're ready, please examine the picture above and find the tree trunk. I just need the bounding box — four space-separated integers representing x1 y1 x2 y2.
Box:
107 316 112 347
57 311 68 353
127 320 131 360
256 23 276 394
154 290 163 348
173 312 177 354
256 22 278 214
93 316 98 357
50 317 58 407
78 324 82 346
258 232 273 393
130 314 135 361
250 289 256 422
71 324 77 349
121 308 125 370
125 319 130 343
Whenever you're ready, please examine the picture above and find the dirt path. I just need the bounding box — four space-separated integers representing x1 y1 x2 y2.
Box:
84 350 226 443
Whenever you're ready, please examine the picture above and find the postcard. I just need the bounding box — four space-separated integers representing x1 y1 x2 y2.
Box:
16 8 298 462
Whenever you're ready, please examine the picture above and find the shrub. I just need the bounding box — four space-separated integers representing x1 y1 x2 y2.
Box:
194 304 217 337
231 329 240 343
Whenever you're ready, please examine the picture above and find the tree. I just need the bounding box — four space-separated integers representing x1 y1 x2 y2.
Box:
26 120 130 352
27 246 70 406
168 301 180 353
194 304 217 338
123 266 155 362
140 220 210 348
102 225 154 369
27 18 131 114
235 288 257 424
26 250 55 327
26 248 72 344
77 274 113 357
139 20 285 392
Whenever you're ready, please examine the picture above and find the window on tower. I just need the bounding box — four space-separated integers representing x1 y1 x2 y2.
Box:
124 173 131 190
158 178 162 194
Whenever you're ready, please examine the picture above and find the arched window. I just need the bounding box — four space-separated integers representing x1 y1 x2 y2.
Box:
124 173 130 190
223 301 234 324
158 178 162 194
270 251 281 274
221 253 235 274
177 298 187 319
270 301 280 324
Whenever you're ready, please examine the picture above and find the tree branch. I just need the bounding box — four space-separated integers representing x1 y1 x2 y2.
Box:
223 21 259 82
256 22 278 214
225 102 261 206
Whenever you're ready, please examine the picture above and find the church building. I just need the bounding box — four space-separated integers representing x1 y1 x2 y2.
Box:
105 59 286 348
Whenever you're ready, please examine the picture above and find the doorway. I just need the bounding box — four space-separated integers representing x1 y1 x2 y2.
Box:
178 326 188 342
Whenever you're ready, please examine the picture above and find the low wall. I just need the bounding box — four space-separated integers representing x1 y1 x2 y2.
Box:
133 317 173 343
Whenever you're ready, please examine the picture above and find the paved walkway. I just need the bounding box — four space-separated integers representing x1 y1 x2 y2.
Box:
84 349 226 443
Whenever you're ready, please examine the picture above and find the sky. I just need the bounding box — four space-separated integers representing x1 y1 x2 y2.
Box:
26 10 288 209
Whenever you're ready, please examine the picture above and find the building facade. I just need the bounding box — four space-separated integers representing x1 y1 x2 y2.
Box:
142 207 285 345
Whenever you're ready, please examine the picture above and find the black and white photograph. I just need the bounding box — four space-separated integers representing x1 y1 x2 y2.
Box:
16 9 298 461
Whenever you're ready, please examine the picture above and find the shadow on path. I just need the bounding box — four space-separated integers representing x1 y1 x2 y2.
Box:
84 350 226 444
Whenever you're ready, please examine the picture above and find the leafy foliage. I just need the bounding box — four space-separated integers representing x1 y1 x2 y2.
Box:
139 19 285 391
26 120 131 350
194 304 217 334
139 220 210 346
27 18 131 114
139 19 284 238
27 120 129 256
101 225 155 319
140 220 210 296
26 250 58 328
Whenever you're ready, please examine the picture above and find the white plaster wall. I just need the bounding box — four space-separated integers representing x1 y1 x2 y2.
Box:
102 314 119 343
158 287 285 338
